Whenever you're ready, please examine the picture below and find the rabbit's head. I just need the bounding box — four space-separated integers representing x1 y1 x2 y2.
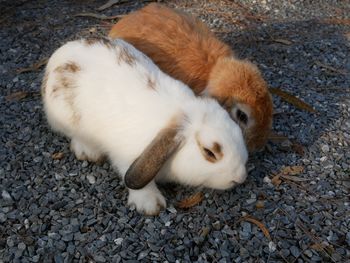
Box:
125 99 248 190
205 57 273 152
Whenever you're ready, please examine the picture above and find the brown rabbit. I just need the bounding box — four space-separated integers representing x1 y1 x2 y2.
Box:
109 3 273 151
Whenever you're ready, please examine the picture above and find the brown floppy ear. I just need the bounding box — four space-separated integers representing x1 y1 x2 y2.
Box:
124 118 184 190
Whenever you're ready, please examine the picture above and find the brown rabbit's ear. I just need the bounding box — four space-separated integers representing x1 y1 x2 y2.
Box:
124 117 184 190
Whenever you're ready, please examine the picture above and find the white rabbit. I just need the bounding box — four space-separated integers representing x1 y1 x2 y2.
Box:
42 37 248 215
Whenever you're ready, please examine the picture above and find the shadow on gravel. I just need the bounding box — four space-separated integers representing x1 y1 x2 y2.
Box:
222 19 349 181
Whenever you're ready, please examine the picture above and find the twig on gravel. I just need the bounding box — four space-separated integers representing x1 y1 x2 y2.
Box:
16 57 48 74
74 13 125 20
314 60 347 75
238 216 271 240
272 38 293 45
5 91 40 101
97 0 128 11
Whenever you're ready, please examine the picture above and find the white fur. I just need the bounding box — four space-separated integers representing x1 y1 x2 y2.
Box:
42 38 248 215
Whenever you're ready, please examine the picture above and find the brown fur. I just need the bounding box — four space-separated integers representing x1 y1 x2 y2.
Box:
84 37 113 49
117 45 136 66
109 3 273 151
124 115 184 190
52 62 81 125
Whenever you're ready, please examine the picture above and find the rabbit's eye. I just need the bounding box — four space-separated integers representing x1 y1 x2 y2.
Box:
203 147 216 160
236 109 248 125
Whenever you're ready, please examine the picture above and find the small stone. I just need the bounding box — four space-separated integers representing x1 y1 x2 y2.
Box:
212 221 221 230
280 248 290 258
2 190 12 201
54 254 64 263
320 156 327 162
239 247 249 258
290 246 300 257
32 255 40 262
87 174 96 184
54 173 64 180
242 222 251 233
166 206 177 214
304 249 313 257
321 144 330 153
114 238 123 246
137 250 149 260
61 233 73 242
48 232 61 240
246 198 256 205
268 241 276 252
0 213 7 223
7 238 14 247
93 255 106 263
263 176 271 184
18 242 26 250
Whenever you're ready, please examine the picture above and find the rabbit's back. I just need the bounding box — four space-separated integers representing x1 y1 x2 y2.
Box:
109 3 232 93
43 39 188 165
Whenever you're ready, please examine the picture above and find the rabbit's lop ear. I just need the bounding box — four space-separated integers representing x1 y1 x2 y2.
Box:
124 117 184 190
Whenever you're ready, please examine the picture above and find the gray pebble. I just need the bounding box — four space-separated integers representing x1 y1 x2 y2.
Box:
290 246 300 257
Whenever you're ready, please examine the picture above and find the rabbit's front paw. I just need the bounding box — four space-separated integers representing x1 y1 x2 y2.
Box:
128 186 166 215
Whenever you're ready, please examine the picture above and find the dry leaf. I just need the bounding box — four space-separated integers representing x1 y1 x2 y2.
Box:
273 38 293 45
5 91 28 101
74 13 125 20
291 142 305 156
242 217 271 240
280 165 304 175
255 200 265 209
280 175 309 182
16 57 48 74
270 88 316 113
310 243 334 254
314 60 347 75
323 18 350 26
271 175 282 187
52 152 64 160
268 132 289 142
177 192 204 209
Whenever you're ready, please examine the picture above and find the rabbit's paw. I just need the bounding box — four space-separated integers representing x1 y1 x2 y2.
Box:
128 186 166 215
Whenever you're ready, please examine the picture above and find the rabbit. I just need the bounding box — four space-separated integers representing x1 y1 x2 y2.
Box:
41 37 248 215
109 3 273 152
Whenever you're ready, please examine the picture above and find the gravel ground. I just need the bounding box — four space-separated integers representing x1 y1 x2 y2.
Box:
1 0 349 262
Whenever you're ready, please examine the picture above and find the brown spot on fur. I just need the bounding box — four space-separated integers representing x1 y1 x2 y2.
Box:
124 114 184 190
147 77 156 90
84 37 113 48
212 142 223 159
54 62 81 74
41 71 49 97
117 45 136 66
195 134 223 163
52 62 81 125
